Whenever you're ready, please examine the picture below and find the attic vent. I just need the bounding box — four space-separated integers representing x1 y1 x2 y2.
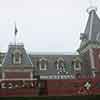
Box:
12 49 22 64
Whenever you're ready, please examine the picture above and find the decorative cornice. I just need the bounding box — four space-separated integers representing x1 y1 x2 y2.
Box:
78 41 100 54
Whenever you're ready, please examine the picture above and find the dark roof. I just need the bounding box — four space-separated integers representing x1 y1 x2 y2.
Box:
2 44 33 66
1 43 76 76
84 9 100 41
30 54 75 75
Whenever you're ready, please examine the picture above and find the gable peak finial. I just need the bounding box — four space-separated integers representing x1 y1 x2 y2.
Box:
87 0 97 13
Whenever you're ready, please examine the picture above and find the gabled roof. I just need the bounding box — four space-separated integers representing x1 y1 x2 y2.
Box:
2 44 33 66
81 8 100 41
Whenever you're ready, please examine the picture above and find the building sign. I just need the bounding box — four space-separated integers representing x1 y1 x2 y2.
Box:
40 75 75 79
84 81 92 90
0 80 35 89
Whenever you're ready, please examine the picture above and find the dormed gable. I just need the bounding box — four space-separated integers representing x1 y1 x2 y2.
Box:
2 43 33 66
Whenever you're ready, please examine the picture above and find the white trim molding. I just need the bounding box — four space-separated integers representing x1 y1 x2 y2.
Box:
39 57 48 71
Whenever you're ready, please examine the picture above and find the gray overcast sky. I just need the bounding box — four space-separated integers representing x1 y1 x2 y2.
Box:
0 0 99 53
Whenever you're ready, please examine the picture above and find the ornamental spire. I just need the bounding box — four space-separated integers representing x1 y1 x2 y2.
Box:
87 0 97 13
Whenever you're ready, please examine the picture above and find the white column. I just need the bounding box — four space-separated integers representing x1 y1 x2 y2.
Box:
30 72 33 79
74 63 76 71
88 5 95 78
89 48 96 77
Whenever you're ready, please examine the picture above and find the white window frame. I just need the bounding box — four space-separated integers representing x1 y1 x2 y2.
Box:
39 57 48 71
56 57 65 73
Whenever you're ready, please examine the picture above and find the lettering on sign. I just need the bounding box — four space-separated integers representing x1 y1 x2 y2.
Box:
0 81 35 89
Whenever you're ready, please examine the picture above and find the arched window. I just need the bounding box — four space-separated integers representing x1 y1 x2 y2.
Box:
56 57 66 74
39 57 48 71
56 57 65 70
72 57 81 71
12 49 22 64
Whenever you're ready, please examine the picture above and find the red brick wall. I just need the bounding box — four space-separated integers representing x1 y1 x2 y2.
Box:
0 79 100 96
5 72 30 79
47 79 100 96
47 80 83 96
0 80 37 96
93 48 100 70
0 88 37 96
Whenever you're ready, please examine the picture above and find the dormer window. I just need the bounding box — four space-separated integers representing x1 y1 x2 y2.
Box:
56 57 66 74
12 49 22 64
74 62 81 71
73 58 81 71
56 57 65 70
39 57 48 71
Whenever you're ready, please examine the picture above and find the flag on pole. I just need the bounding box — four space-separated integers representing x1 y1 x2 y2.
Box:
14 23 18 36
